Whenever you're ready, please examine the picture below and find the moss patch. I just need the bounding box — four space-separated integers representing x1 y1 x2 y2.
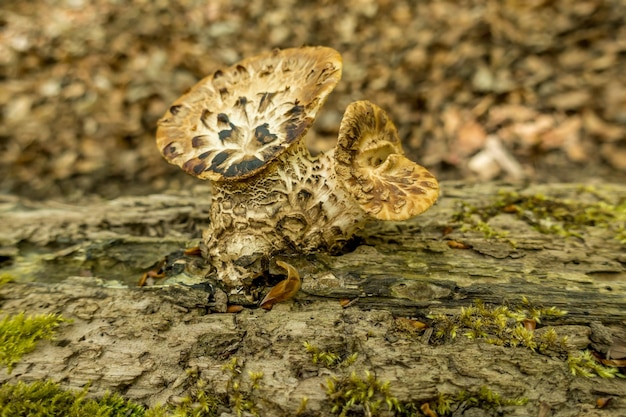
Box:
323 370 527 417
0 380 146 417
410 386 528 417
452 189 626 243
423 298 625 381
567 350 625 379
307 339 528 416
0 273 13 286
0 359 266 417
428 298 568 352
146 373 226 417
0 311 70 373
325 371 401 416
146 359 265 417
303 341 358 369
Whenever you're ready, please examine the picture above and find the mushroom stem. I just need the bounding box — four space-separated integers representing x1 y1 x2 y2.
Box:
203 140 367 288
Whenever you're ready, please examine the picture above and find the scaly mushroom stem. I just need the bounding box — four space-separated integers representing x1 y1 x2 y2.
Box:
202 140 367 289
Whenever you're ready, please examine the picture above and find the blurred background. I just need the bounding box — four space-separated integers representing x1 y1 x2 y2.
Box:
1 0 625 201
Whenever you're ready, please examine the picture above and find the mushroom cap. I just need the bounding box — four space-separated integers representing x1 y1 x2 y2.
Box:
156 46 342 181
334 100 440 221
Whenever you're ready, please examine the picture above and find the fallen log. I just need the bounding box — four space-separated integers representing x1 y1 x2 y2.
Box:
0 181 624 416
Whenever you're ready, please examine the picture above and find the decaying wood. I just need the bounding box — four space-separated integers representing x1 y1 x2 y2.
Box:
0 181 625 416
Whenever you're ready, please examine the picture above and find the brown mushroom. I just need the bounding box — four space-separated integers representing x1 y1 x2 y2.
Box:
156 47 439 293
157 46 341 181
335 100 440 221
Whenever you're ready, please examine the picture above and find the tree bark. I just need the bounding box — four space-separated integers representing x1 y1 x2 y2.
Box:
0 181 625 416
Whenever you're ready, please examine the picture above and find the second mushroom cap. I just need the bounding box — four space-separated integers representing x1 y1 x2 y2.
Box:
335 100 440 221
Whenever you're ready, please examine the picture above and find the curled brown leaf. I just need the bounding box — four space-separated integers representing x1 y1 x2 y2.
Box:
260 260 301 310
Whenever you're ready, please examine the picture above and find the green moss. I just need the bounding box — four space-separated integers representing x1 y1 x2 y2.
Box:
303 341 358 368
459 219 510 240
426 298 626 383
504 192 625 240
148 375 226 417
0 312 70 373
305 343 399 416
307 339 531 416
397 386 527 416
428 298 568 353
0 272 71 373
453 195 514 241
425 386 527 416
0 378 531 417
325 371 401 417
295 397 309 415
0 273 14 286
0 380 146 417
221 358 263 416
0 356 266 417
149 360 263 417
324 371 527 417
567 350 625 379
452 189 626 243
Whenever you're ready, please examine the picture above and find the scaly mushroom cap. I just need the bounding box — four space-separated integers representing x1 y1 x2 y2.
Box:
334 100 439 221
156 46 342 181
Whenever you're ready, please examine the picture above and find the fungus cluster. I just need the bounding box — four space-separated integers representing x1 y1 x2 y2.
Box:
156 46 439 292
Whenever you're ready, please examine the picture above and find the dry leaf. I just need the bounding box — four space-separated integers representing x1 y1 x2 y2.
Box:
468 150 501 180
485 135 525 179
138 263 165 287
395 317 429 333
582 109 623 143
596 397 612 409
523 319 537 331
446 240 471 249
442 226 454 236
599 358 626 367
339 298 359 308
183 246 202 256
601 144 626 171
457 119 487 156
540 116 581 151
547 90 591 111
260 260 301 310
227 305 244 313
420 402 438 417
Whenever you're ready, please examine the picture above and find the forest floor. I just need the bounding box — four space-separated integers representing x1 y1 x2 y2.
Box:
1 0 625 201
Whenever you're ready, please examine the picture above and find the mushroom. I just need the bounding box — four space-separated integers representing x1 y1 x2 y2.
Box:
156 46 439 293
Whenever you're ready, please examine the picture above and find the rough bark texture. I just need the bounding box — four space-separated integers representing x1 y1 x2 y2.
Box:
0 181 625 416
